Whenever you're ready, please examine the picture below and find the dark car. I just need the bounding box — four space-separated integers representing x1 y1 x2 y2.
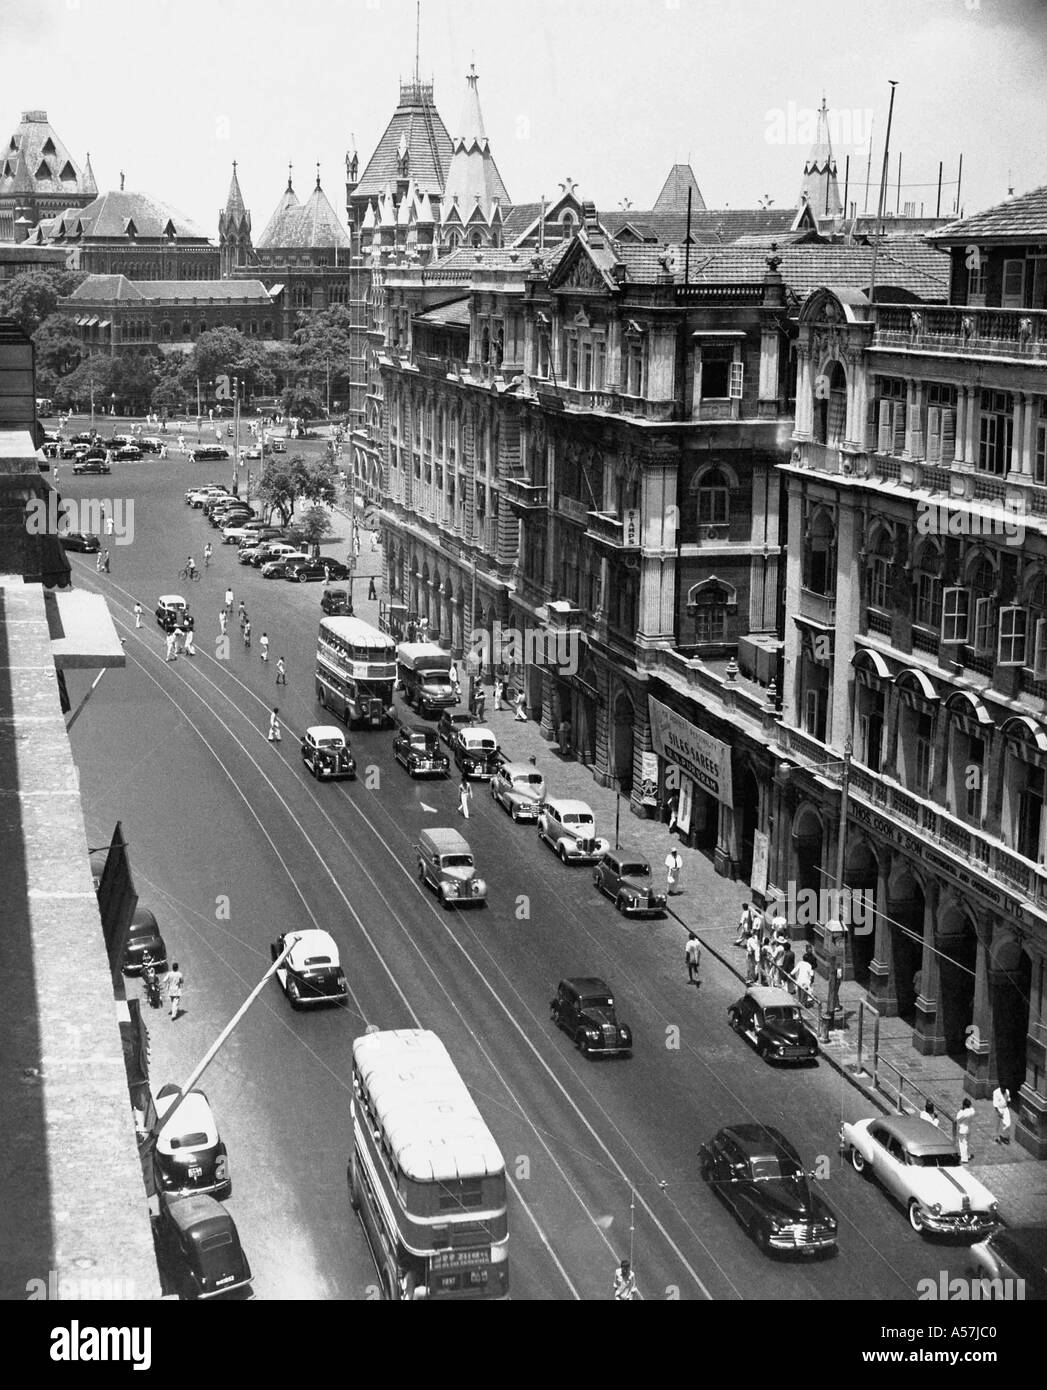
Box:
592 851 667 917
210 508 252 529
70 431 96 444
285 557 327 583
270 929 348 1008
550 977 633 1058
699 1124 838 1256
152 1084 231 1200
238 543 269 566
300 725 356 780
321 586 353 616
437 710 476 746
393 723 450 778
450 725 499 779
321 559 352 582
968 1226 1047 1300
41 440 60 458
189 446 230 462
59 530 101 553
114 445 142 461
154 1194 252 1301
72 457 111 475
156 595 195 632
122 907 168 975
727 986 819 1064
260 554 308 579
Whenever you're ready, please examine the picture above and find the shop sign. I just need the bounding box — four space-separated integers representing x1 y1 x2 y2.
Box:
648 696 733 806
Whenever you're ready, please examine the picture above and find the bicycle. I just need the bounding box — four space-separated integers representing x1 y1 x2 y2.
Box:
179 566 201 583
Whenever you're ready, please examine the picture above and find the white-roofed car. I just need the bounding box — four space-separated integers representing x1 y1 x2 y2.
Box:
270 929 348 1009
490 762 546 822
537 797 609 863
152 1084 231 1200
300 725 356 780
839 1114 1000 1238
156 594 194 632
450 725 499 779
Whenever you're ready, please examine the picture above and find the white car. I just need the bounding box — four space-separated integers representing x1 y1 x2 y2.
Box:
270 929 348 1008
490 762 546 822
839 1114 1000 1237
537 797 609 863
153 1086 230 1200
222 518 266 544
186 485 229 508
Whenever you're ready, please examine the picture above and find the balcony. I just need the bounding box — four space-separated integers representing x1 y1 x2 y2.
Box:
504 477 548 512
585 510 641 551
873 303 1047 361
798 589 836 627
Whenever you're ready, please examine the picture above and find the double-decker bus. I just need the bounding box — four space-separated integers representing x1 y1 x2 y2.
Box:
349 1029 509 1300
315 616 395 728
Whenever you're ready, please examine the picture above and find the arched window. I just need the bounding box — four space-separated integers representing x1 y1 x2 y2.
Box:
471 230 483 248
561 212 575 238
692 582 730 644
868 528 893 610
181 320 191 338
966 554 998 657
914 540 943 630
814 360 848 446
697 467 729 525
803 505 837 596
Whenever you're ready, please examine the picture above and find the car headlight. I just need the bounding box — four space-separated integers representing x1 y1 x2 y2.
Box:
989 1203 999 1217
930 1203 942 1216
445 882 458 896
586 1029 600 1041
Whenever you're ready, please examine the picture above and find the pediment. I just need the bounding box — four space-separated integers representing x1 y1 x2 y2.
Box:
549 238 614 294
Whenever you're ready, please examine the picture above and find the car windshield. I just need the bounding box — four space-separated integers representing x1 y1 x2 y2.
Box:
621 863 649 877
564 813 593 827
582 996 613 1010
168 1132 209 1150
317 739 344 750
764 1006 801 1023
518 774 543 786
442 854 474 868
909 1151 961 1168
750 1156 802 1181
302 955 332 967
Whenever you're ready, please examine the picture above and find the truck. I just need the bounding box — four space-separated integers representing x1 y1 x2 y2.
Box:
396 642 457 716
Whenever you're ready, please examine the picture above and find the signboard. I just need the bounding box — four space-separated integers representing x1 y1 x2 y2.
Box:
639 751 659 805
751 830 770 898
623 508 641 547
676 775 694 837
432 1248 490 1271
648 697 734 806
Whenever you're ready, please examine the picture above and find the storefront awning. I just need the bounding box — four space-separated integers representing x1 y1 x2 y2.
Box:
44 588 126 669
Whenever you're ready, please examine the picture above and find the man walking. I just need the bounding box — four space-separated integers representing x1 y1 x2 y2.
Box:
102 549 111 574
685 933 701 986
105 514 115 539
367 576 377 600
218 608 227 636
992 1084 1012 1145
225 587 234 614
172 624 186 655
664 846 683 896
735 902 754 945
165 962 184 1020
794 949 815 1006
956 1097 976 1163
513 690 526 722
238 600 247 632
268 707 282 742
745 931 761 985
780 940 796 993
243 618 251 648
275 656 286 685
260 631 270 663
457 775 472 820
183 626 196 656
164 631 177 662
134 600 143 629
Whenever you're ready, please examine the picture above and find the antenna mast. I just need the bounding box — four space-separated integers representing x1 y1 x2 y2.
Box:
415 0 420 85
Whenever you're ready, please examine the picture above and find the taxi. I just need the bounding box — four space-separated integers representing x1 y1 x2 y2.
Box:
270 929 348 1008
490 762 546 822
155 1194 253 1300
300 725 356 780
152 1085 231 1200
156 595 194 632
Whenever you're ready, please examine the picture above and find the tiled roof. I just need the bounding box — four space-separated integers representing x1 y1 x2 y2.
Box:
67 275 143 301
0 111 91 198
355 84 454 200
682 242 951 300
256 182 350 250
436 244 549 273
652 164 707 214
415 297 471 326
47 190 211 241
927 185 1047 243
608 207 803 246
257 183 300 247
67 275 272 303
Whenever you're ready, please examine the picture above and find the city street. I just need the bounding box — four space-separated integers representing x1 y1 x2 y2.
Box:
63 451 979 1300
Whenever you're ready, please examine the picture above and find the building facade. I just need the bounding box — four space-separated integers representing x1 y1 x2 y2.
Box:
60 274 281 352
0 110 96 242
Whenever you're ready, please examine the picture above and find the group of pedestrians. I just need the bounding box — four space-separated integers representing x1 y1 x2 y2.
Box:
733 905 814 1001
218 589 285 683
164 623 196 660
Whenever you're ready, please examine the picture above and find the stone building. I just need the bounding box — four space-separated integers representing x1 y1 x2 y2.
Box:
60 274 279 353
0 110 96 243
778 182 1047 1151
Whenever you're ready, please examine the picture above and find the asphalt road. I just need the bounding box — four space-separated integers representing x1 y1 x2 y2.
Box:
60 444 981 1300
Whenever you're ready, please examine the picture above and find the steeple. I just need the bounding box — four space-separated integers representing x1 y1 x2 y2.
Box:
82 151 97 197
799 95 842 223
224 160 247 220
219 160 252 277
439 64 511 248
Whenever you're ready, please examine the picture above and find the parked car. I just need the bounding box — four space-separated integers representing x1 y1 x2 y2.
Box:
189 445 230 462
490 762 546 822
270 929 348 1008
238 543 269 566
592 851 667 916
41 440 60 458
321 586 353 616
300 725 356 780
550 977 632 1057
839 1114 1000 1237
154 1194 252 1301
155 595 194 632
537 797 608 863
122 907 168 975
416 827 486 908
437 710 475 746
451 725 499 779
106 433 137 447
210 508 252 529
321 558 352 582
72 456 110 475
186 485 228 507
967 1226 1047 1300
284 556 328 583
58 441 83 459
222 518 264 544
727 986 820 1064
152 1084 231 1200
251 541 300 568
70 431 96 444
140 437 164 453
244 445 262 460
393 723 450 778
261 553 309 579
699 1124 838 1256
237 526 284 547
114 445 142 461
269 439 286 454
59 530 101 553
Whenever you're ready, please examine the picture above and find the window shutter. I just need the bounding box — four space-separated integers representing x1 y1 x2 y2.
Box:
998 607 1028 666
926 406 941 462
973 596 996 656
865 397 878 451
1034 618 1047 678
892 401 906 454
940 408 956 464
941 587 969 644
729 361 744 399
878 400 892 453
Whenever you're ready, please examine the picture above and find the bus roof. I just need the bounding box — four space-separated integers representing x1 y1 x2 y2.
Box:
353 1029 505 1184
319 616 395 647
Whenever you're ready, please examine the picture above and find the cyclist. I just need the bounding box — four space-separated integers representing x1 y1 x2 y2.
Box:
613 1260 639 1301
203 542 213 568
184 555 198 581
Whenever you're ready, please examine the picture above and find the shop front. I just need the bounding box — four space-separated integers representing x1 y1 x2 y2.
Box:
648 693 737 876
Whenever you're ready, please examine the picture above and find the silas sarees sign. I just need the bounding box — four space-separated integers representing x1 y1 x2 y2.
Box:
647 697 734 807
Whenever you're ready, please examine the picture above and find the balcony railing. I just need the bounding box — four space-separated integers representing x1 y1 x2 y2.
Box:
504 477 548 511
873 303 1047 360
585 510 641 550
798 589 836 626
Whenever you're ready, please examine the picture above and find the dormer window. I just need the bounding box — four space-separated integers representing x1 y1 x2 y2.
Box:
35 159 51 179
59 161 76 181
42 138 56 155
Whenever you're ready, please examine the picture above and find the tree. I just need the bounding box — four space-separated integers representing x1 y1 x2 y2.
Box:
190 327 268 396
257 453 338 525
290 305 354 407
32 313 86 393
0 268 87 336
296 504 334 546
280 384 324 420
151 350 191 414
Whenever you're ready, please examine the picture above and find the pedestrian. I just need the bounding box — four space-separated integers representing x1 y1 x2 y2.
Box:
781 941 796 992
735 901 754 945
956 1097 976 1163
474 686 486 721
172 624 186 654
159 444 168 460
513 690 526 722
794 950 815 1006
493 677 503 711
664 846 683 896
225 587 234 613
267 707 282 742
260 632 270 662
759 935 773 987
450 663 460 698
218 609 227 636
95 550 103 573
745 931 761 985
105 515 115 538
203 542 212 567
243 618 251 648
457 775 472 819
183 627 196 656
770 935 786 988
353 530 361 556
992 1084 1012 1145
685 933 701 985
275 656 286 685
367 575 377 600
52 464 59 487
613 1259 639 1302
164 631 177 661
134 600 143 629
165 961 184 1020
918 1100 940 1128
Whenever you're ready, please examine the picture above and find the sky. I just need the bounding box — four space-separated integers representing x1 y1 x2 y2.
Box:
3 0 1047 235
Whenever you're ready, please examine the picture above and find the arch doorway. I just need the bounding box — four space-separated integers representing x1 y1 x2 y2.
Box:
844 839 878 989
609 689 634 788
937 904 977 1058
736 765 760 883
991 934 1031 1100
791 803 824 943
887 866 925 1024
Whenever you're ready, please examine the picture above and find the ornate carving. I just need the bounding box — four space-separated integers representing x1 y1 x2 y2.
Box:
559 253 605 292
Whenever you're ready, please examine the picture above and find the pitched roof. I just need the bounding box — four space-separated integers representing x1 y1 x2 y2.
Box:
257 177 350 249
799 98 842 220
256 180 301 248
928 184 1047 243
608 206 803 245
0 110 92 199
680 241 950 301
442 71 511 225
414 296 471 327
652 164 706 213
67 275 273 303
355 81 454 200
46 189 211 241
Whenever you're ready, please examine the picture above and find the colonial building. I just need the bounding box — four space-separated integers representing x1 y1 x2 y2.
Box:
60 274 280 352
779 182 1047 1152
0 110 96 243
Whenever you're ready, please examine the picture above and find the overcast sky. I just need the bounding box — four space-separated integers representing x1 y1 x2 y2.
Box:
5 0 1046 234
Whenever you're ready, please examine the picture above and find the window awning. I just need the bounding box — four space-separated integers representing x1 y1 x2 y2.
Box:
45 588 126 669
1001 714 1047 750
97 319 110 329
853 647 892 679
85 316 99 327
943 688 991 722
268 283 285 297
895 667 939 702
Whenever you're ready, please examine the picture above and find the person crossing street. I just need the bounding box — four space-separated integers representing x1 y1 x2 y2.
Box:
275 657 286 685
134 601 143 629
685 933 702 986
267 707 282 742
260 632 270 663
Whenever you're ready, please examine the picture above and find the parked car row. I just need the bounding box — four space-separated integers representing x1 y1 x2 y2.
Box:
186 486 352 588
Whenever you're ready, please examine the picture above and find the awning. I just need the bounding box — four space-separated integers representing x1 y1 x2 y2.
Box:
895 667 939 701
1001 715 1047 751
853 647 892 679
85 316 99 327
98 319 110 329
44 588 126 669
943 688 991 723
268 283 285 297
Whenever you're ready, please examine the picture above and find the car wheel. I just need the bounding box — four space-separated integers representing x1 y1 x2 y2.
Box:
751 1221 771 1254
559 843 568 863
850 1146 868 1176
287 980 301 1011
615 893 628 914
908 1201 927 1234
298 573 308 583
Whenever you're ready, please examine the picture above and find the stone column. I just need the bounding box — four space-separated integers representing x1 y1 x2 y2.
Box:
914 879 947 1054
1021 392 1036 477
795 347 813 438
1009 393 1024 477
963 386 979 466
964 921 997 1098
691 345 703 422
1016 945 1047 1157
867 853 899 1015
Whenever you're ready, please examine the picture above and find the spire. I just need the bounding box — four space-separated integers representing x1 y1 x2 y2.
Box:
799 96 842 220
440 64 511 233
454 62 487 146
224 160 247 219
316 161 322 191
286 161 294 193
82 150 97 197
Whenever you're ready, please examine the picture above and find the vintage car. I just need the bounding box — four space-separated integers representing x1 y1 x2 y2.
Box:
244 445 263 460
114 445 142 461
284 557 328 583
59 530 101 553
592 851 667 917
209 502 252 527
550 977 632 1058
122 907 168 975
321 559 352 582
155 595 195 632
238 543 270 566
967 1225 1047 1299
727 986 820 1064
261 553 309 579
72 456 111 474
537 797 608 863
188 445 231 462
221 517 265 544
152 1085 231 1200
417 827 486 908
154 1193 252 1301
699 1124 838 1256
70 431 96 444
237 526 284 548
393 723 450 778
840 1114 1000 1237
270 929 348 1008
321 586 352 616
490 762 546 822
437 709 475 746
140 436 164 454
300 725 356 780
250 541 299 568
186 485 229 507
451 725 499 779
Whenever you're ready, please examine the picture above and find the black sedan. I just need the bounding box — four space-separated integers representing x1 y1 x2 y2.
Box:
270 930 348 1009
321 559 352 581
592 851 667 917
72 457 111 475
437 710 476 746
321 587 353 616
727 986 819 1064
393 723 450 778
699 1124 837 1256
284 558 328 583
122 907 168 975
60 531 101 553
550 977 632 1058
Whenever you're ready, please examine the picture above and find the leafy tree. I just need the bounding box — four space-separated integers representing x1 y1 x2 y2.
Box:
0 268 87 335
53 353 118 412
32 313 85 393
291 305 353 403
257 452 338 525
280 384 324 420
296 504 334 546
190 327 268 395
151 350 191 414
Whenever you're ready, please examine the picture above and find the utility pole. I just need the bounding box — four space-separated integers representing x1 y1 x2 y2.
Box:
867 80 898 307
825 740 853 1030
